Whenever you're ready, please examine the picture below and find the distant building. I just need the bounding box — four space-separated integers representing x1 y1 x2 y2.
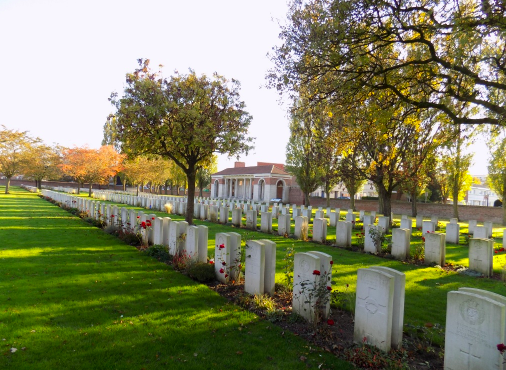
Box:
210 162 295 203
310 180 378 199
466 176 500 206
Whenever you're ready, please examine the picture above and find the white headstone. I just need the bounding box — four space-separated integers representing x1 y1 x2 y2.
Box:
215 233 231 283
468 220 478 235
446 222 460 244
391 228 410 260
294 216 308 240
246 210 257 230
153 217 163 245
244 240 265 295
354 268 395 352
400 218 411 231
377 216 389 234
219 206 229 224
336 221 352 247
260 239 276 295
424 232 446 265
363 215 374 227
197 225 208 263
364 224 380 253
261 212 273 233
162 217 171 247
469 238 494 277
232 208 243 227
415 215 423 229
474 225 488 239
444 290 505 370
484 221 494 238
293 253 321 322
422 220 435 235
368 266 405 349
312 218 328 243
278 214 291 236
185 225 199 259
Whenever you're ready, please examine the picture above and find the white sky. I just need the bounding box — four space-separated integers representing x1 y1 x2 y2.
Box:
0 0 489 174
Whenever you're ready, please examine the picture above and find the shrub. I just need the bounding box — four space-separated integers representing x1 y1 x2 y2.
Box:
119 230 142 246
103 225 119 235
253 294 276 312
144 244 172 263
188 262 216 283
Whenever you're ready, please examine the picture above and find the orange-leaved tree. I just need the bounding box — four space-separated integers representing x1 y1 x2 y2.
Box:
60 145 125 196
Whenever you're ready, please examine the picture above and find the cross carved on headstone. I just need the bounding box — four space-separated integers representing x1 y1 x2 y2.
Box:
460 342 482 370
356 286 387 346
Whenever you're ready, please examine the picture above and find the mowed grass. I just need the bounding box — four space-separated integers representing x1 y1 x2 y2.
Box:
81 192 506 328
0 188 352 370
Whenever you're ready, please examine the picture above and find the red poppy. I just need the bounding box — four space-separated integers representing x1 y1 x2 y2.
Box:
111 215 115 218
330 260 334 265
209 260 214 265
313 270 321 276
137 216 140 218
219 268 224 274
152 217 155 220
498 343 506 353
219 244 225 249
222 261 226 266
326 286 332 291
327 319 334 326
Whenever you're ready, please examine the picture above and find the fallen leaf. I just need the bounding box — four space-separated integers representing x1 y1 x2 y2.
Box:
236 351 243 355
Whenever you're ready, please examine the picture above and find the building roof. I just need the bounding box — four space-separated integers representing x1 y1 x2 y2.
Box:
212 165 290 176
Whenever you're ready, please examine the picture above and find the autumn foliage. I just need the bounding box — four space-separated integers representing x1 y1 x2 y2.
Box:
59 145 125 195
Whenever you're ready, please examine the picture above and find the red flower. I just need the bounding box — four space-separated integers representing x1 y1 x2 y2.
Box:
219 268 224 274
495 250 498 254
209 260 214 265
146 220 151 227
222 261 226 266
111 215 115 218
498 343 506 353
427 230 430 233
352 220 355 223
137 216 140 218
330 260 333 265
326 286 332 291
152 217 155 220
422 237 425 242
225 274 228 278
327 319 334 326
346 284 349 288
219 244 225 249
141 221 147 229
313 270 321 276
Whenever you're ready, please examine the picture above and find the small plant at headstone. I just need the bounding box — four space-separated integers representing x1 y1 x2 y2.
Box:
103 224 119 235
172 250 194 273
282 244 295 290
298 267 333 327
188 262 216 283
368 226 384 251
144 244 172 263
354 232 365 250
411 244 425 261
252 294 276 312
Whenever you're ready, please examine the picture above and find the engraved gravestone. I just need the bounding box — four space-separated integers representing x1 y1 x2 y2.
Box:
278 214 291 236
444 290 505 370
391 228 411 260
246 210 257 230
244 240 265 295
353 268 395 352
185 225 199 259
446 222 460 244
293 253 321 322
474 225 488 239
261 212 273 233
312 218 328 243
469 238 494 277
364 224 380 253
219 206 229 224
294 216 309 240
424 232 446 265
162 217 171 247
422 220 435 235
468 220 478 235
336 221 352 247
197 225 208 263
368 266 405 349
260 239 276 295
215 233 231 283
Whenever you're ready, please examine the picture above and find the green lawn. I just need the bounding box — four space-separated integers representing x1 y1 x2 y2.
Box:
0 187 352 370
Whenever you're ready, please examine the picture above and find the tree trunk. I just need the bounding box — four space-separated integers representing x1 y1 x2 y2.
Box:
136 185 139 196
503 184 506 226
5 177 11 194
185 167 197 225
123 181 126 191
350 192 356 211
377 183 392 224
452 184 459 220
304 192 310 206
88 183 93 197
77 183 81 194
410 190 418 217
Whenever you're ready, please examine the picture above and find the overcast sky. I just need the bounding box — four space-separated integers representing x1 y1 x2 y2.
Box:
0 0 489 174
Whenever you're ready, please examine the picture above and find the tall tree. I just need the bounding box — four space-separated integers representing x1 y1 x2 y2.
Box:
338 150 366 211
487 134 506 224
269 0 506 127
285 101 325 206
21 144 61 189
109 59 253 224
0 126 38 194
60 146 125 196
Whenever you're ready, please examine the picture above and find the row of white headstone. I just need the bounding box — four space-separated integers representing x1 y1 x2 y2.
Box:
293 255 506 370
41 190 209 262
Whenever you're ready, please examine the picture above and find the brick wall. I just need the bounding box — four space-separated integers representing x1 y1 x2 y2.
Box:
307 197 504 224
